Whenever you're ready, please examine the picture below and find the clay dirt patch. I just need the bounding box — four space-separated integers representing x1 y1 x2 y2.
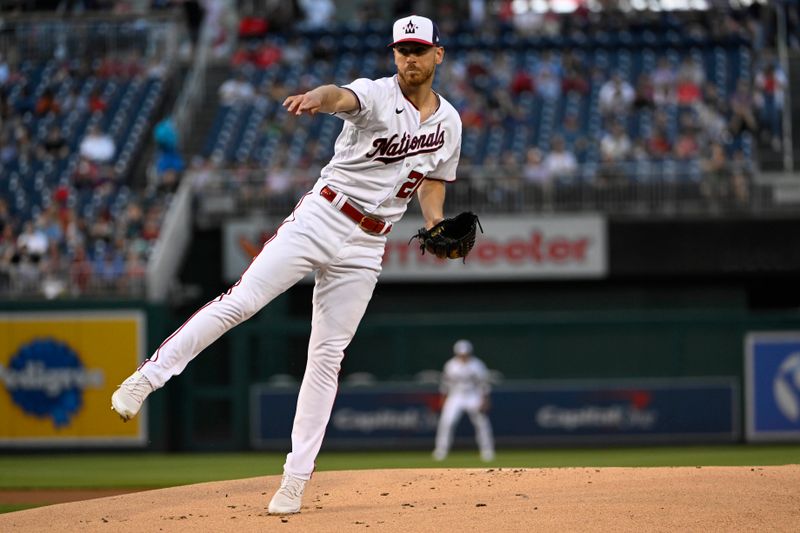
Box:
1 466 798 532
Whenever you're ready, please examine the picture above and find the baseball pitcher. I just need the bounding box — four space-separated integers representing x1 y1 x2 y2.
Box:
112 15 472 515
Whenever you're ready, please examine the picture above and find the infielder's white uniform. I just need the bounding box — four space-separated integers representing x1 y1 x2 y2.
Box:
433 341 495 461
138 75 462 480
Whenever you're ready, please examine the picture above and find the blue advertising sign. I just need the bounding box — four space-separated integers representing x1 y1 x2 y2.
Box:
251 379 739 449
746 332 800 442
490 380 738 444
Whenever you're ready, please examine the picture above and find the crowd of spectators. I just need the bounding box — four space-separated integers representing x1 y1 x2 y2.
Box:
197 5 785 213
0 44 169 298
0 193 161 298
430 11 782 209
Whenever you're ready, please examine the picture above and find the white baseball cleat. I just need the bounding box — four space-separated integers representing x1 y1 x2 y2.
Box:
480 450 496 462
432 450 447 461
111 370 154 421
268 474 307 514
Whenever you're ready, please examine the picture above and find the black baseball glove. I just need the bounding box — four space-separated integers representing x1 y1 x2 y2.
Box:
410 212 482 261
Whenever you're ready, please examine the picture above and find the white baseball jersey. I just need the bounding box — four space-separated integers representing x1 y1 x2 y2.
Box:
323 74 462 222
441 355 491 397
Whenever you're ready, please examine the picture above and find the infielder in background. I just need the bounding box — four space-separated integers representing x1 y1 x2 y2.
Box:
111 15 462 515
433 339 495 462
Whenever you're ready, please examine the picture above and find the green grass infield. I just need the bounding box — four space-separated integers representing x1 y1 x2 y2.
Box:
1 444 799 490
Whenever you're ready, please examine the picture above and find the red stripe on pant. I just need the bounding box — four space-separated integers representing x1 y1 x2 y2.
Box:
140 191 313 369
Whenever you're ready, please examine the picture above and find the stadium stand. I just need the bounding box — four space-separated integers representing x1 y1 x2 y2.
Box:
0 13 178 298
193 5 787 219
1 1 798 299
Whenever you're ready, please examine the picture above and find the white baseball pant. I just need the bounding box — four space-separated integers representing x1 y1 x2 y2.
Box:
139 180 385 479
433 393 495 459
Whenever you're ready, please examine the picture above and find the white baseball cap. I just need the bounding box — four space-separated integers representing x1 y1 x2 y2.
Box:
389 15 441 47
453 339 473 355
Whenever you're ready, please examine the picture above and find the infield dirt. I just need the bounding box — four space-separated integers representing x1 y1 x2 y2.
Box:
1 466 798 532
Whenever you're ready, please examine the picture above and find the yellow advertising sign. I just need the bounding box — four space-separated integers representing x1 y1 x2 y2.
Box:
0 311 147 446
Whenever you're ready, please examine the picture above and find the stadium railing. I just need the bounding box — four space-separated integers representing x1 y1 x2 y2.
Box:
189 163 797 226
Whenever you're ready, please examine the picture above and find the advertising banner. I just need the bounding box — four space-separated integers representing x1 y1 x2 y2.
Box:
251 379 738 449
745 332 800 442
0 311 147 447
224 214 607 282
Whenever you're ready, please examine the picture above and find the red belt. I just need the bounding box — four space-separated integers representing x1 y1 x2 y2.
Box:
320 185 392 235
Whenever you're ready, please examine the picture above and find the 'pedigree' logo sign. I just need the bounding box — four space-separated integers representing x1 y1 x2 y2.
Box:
0 339 104 428
0 311 147 447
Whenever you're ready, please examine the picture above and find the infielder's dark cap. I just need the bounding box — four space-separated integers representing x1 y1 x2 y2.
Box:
388 15 441 47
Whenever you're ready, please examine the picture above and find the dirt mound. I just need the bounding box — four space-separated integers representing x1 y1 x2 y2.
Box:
1 466 798 532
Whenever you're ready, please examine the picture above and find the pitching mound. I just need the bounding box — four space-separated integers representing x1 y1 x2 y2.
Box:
2 466 798 532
